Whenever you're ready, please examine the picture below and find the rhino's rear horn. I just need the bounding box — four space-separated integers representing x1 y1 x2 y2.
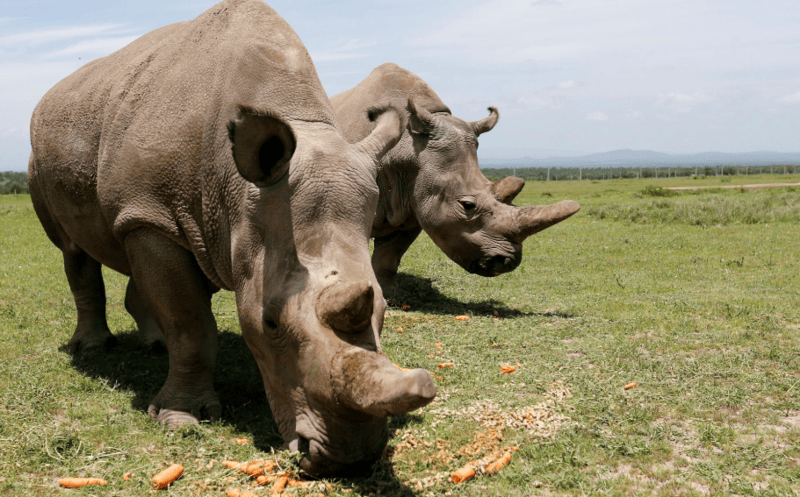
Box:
317 280 374 333
510 200 581 241
491 176 525 204
470 106 499 136
228 105 296 187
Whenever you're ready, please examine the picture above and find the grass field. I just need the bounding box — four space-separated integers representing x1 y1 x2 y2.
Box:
1 173 799 496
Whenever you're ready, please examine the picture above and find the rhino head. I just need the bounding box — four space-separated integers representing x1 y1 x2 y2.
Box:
402 98 580 276
228 104 435 475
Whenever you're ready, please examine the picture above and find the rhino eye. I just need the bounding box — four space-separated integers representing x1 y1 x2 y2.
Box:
459 199 477 215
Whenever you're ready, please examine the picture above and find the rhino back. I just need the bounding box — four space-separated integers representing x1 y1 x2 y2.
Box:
30 0 335 290
331 63 449 144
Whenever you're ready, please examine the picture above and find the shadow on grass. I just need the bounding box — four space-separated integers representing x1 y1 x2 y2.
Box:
65 328 420 488
388 273 574 319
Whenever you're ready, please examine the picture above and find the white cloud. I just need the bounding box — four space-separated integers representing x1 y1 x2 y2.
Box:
586 111 608 121
0 24 128 47
780 90 800 103
558 79 577 89
44 36 140 59
659 92 710 104
309 39 375 63
625 111 642 119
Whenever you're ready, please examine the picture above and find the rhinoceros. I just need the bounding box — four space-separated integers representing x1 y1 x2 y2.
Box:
331 63 580 292
28 0 434 475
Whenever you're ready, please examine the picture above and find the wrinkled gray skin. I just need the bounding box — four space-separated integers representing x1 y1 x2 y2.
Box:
28 1 434 476
331 63 580 292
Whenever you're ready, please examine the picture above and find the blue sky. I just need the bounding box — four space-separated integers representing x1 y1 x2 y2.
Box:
2 0 800 171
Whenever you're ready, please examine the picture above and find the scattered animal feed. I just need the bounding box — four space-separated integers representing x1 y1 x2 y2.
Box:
58 477 108 488
151 463 184 489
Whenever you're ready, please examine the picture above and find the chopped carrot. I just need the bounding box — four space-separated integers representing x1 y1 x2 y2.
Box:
226 489 242 497
438 362 454 368
450 464 476 483
122 472 132 481
624 382 638 390
402 304 411 310
271 473 289 493
515 362 521 367
256 474 276 485
485 451 512 475
58 477 108 488
492 342 498 347
151 463 184 489
493 318 500 322
396 327 404 332
436 350 443 354
501 365 516 374
434 342 443 348
235 438 250 444
455 315 469 321
393 363 409 371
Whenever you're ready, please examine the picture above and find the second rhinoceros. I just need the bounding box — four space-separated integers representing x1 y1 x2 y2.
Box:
28 1 434 476
331 63 580 292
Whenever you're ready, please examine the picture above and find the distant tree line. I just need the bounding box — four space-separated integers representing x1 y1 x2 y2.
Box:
0 172 28 194
482 164 799 182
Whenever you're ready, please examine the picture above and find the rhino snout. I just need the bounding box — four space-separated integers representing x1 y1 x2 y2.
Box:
468 253 522 277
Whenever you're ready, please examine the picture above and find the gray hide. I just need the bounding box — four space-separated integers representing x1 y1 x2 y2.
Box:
28 1 434 476
331 63 580 292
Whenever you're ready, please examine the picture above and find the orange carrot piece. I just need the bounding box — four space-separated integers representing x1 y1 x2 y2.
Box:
450 465 476 483
455 315 469 321
438 362 454 368
402 305 411 310
151 463 184 489
501 365 516 374
485 451 512 475
257 474 276 485
396 327 404 332
58 477 108 488
271 473 289 493
122 472 132 481
235 438 250 444
624 382 638 390
436 376 444 380
223 460 242 470
226 489 242 497
434 342 443 348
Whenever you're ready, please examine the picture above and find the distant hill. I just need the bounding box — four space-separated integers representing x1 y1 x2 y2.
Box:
480 149 800 168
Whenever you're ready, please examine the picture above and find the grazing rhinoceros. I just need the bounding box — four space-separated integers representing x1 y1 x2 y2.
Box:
28 0 434 475
331 63 580 292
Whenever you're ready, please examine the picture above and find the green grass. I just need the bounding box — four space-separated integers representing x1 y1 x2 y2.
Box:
1 174 800 496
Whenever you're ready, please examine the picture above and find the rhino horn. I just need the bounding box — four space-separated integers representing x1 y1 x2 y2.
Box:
490 176 525 204
470 106 499 136
334 351 436 417
353 104 407 165
508 200 581 241
317 280 374 333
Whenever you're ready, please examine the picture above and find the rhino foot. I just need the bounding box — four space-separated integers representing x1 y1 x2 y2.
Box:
67 330 117 354
147 391 222 429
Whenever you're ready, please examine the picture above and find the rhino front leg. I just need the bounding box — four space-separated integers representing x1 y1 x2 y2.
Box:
124 278 166 352
371 226 422 295
124 227 221 429
63 249 117 353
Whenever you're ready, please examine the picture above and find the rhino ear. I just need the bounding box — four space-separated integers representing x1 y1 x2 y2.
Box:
228 105 296 187
407 97 436 136
353 103 406 166
470 107 499 136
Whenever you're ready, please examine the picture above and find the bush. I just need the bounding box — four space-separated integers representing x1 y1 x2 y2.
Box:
0 172 29 194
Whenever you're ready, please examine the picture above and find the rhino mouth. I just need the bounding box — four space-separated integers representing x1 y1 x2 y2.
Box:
298 436 379 476
467 253 522 277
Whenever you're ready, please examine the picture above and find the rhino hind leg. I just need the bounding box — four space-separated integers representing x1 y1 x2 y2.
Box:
371 226 422 296
124 227 221 428
124 278 166 353
63 250 118 353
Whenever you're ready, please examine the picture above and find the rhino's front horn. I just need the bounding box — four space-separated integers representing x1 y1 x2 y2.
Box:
333 350 436 417
509 200 581 241
317 280 374 332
